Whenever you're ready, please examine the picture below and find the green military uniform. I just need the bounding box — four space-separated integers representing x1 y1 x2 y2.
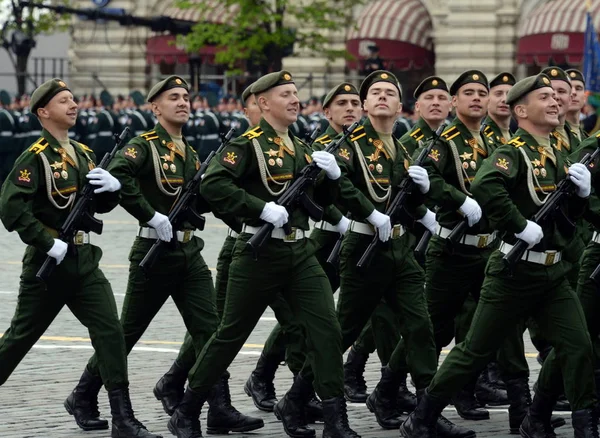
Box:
92 91 120 162
195 108 221 162
0 128 127 389
482 116 511 150
400 117 435 155
0 90 18 184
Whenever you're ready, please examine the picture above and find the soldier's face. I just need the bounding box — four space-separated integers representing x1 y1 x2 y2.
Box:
453 84 489 120
363 82 401 118
569 80 586 113
244 95 261 126
488 85 512 118
416 90 451 123
152 88 190 126
516 87 559 128
325 94 361 130
550 80 571 118
38 90 78 128
259 84 300 126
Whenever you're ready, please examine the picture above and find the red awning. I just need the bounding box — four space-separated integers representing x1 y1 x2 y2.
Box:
146 35 219 65
346 0 434 71
517 33 585 65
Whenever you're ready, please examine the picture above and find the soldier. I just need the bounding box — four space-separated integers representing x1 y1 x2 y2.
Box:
195 98 221 162
566 69 588 141
0 78 159 437
168 70 359 438
127 90 152 137
401 73 598 438
483 72 516 149
91 90 121 162
0 89 19 185
64 75 262 436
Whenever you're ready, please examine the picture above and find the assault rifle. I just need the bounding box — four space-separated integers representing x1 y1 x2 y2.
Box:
139 128 235 272
37 127 131 281
246 121 359 259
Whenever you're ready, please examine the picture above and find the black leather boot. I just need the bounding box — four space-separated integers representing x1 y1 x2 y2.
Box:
206 371 264 434
273 373 315 437
451 379 490 421
64 367 108 431
168 387 207 438
572 408 600 438
108 387 162 438
475 367 508 407
487 362 506 389
244 352 280 412
397 372 417 413
322 396 361 438
304 389 323 423
366 366 403 429
154 359 188 415
519 390 557 438
400 390 444 438
343 347 369 403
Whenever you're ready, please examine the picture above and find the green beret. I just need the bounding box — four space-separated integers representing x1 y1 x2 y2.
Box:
506 73 553 106
359 70 402 103
0 90 10 106
241 84 254 107
31 78 71 114
489 72 516 89
129 90 145 107
449 70 489 96
251 71 295 95
147 75 189 102
566 69 585 86
322 82 359 109
413 76 448 99
540 67 571 85
99 89 113 107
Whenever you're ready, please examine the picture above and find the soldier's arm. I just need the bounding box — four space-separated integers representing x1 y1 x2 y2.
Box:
322 205 344 224
0 151 55 252
421 140 467 210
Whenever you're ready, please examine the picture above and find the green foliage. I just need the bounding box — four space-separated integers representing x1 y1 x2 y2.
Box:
0 0 72 36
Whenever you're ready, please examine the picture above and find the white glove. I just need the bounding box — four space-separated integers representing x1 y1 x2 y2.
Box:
515 220 544 249
417 209 438 235
312 150 341 180
47 239 68 265
86 168 122 193
458 197 482 227
147 212 173 242
334 216 350 235
366 209 392 242
568 163 591 198
260 202 289 228
407 165 430 194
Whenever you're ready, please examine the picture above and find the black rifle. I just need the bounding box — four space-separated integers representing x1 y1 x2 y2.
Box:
414 226 433 261
505 143 600 272
139 128 235 272
247 121 360 259
307 126 321 146
37 127 131 281
356 124 447 269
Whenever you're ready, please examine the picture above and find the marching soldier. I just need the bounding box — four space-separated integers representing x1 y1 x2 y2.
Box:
0 78 160 437
566 69 589 141
168 70 360 438
195 99 221 162
401 72 598 438
0 89 19 185
483 72 516 150
91 90 121 161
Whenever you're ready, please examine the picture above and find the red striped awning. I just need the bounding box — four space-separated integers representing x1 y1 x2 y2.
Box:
517 0 600 65
161 0 239 24
146 34 219 64
346 0 434 70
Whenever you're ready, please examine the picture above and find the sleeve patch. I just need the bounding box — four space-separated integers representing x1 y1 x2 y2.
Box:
14 166 33 186
122 145 141 162
221 148 242 168
338 147 352 161
428 148 441 162
494 154 512 174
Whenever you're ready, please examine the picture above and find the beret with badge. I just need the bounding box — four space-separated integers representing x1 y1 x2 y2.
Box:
251 70 295 95
540 67 571 85
413 76 448 99
322 82 359 109
506 73 553 106
147 75 189 102
359 70 402 103
449 70 489 96
31 78 71 114
489 72 516 89
566 69 585 86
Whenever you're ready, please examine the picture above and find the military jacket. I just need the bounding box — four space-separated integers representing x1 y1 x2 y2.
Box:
107 123 203 227
482 116 511 151
570 131 600 231
552 121 581 158
195 109 221 162
471 128 586 251
127 108 152 137
200 118 337 230
0 130 119 252
0 108 17 137
399 117 434 157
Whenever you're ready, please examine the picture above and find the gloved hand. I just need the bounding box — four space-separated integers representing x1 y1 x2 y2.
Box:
86 168 122 193
458 196 482 227
47 239 68 265
334 216 350 235
312 150 341 180
568 163 591 198
417 209 438 235
260 202 289 228
147 212 173 242
515 220 544 249
366 209 392 242
408 165 430 194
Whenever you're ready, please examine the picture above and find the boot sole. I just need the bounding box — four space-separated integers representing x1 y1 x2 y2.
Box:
455 410 490 421
244 381 276 412
64 398 109 431
273 404 316 438
153 387 176 416
206 421 265 434
344 392 369 403
365 396 401 430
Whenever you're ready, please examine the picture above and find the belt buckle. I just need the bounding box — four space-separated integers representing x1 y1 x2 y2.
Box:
182 230 193 243
391 224 403 240
284 228 298 242
73 231 85 246
544 251 557 265
477 235 489 248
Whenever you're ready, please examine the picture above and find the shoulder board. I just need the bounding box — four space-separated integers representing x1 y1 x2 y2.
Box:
314 134 331 145
74 141 93 153
349 125 366 142
507 137 525 148
441 126 458 140
484 126 495 137
410 127 424 141
595 131 600 138
139 130 158 141
28 138 49 154
242 126 263 140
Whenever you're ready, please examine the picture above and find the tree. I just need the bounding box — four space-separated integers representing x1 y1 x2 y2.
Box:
0 0 70 95
176 0 363 74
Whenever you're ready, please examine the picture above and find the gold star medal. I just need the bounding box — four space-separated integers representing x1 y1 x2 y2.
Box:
265 149 279 157
50 161 63 170
459 152 473 161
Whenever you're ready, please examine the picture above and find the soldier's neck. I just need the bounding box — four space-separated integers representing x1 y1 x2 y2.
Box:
263 114 290 133
160 120 183 138
488 114 511 130
566 111 580 127
42 124 69 142
369 115 395 134
423 117 444 132
456 113 482 131
519 120 553 138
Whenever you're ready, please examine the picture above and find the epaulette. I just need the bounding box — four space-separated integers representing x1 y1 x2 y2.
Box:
314 134 331 145
140 130 159 141
508 137 526 148
484 125 495 137
349 125 366 142
74 141 93 153
242 126 263 140
441 126 460 142
28 138 49 154
595 131 600 138
410 127 424 142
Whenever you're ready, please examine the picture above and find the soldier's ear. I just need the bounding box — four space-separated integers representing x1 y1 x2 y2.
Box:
451 95 458 108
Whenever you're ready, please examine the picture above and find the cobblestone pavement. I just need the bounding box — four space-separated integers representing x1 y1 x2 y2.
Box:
0 208 573 437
